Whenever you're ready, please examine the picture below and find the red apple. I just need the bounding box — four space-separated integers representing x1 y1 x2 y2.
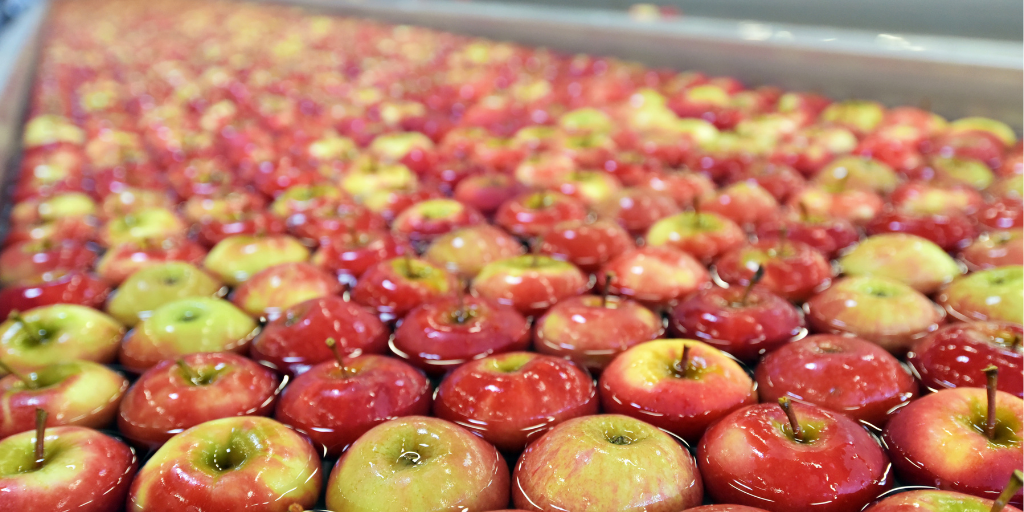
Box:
391 198 485 243
539 218 634 273
95 237 207 285
961 231 1024 271
231 262 342 320
597 246 711 308
351 257 459 321
311 231 411 285
646 210 746 263
908 322 1023 398
0 271 111 319
495 191 588 238
470 255 588 317
715 238 833 302
595 187 681 236
0 240 96 287
424 225 526 280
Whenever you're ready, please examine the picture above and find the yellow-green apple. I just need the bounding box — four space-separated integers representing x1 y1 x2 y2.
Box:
471 255 588 317
887 181 984 216
106 262 225 326
812 156 900 195
393 295 530 375
961 231 1024 271
550 169 622 206
558 107 614 134
351 257 459 322
326 416 509 511
231 262 341 320
433 351 598 452
275 348 431 456
10 192 96 227
840 234 962 294
99 187 175 219
929 157 996 189
495 191 588 238
98 207 187 247
819 99 885 135
599 339 756 442
118 297 259 373
203 234 310 286
755 334 918 427
513 153 576 189
512 414 703 511
118 352 281 449
533 294 663 373
646 210 746 263
0 360 127 438
391 198 485 243
699 399 892 512
883 380 1022 505
0 425 137 511
936 266 1023 324
127 416 321 512
0 305 124 371
805 276 944 354
268 183 346 220
597 246 711 308
424 225 525 279
908 322 1022 398
95 237 208 285
539 219 635 273
787 185 885 225
863 489 1022 512
340 156 416 198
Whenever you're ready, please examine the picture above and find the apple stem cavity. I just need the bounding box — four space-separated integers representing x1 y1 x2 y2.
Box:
326 338 355 378
0 359 37 390
8 310 42 344
778 397 804 442
454 286 467 324
176 359 204 386
34 408 47 470
984 365 999 441
992 470 1024 512
740 265 765 306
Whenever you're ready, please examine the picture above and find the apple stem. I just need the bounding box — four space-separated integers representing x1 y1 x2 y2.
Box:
530 236 541 267
797 201 810 222
740 265 765 306
8 310 42 344
34 408 47 470
601 273 614 308
692 196 703 228
992 470 1024 512
985 365 999 441
778 397 804 442
0 359 37 390
674 345 692 378
326 338 354 377
176 359 202 386
454 286 467 324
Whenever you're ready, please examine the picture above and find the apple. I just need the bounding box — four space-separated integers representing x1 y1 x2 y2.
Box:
670 281 806 363
599 339 757 442
908 322 1023 398
118 352 281 449
106 262 225 326
0 305 124 371
936 266 1023 324
701 181 781 231
513 153 576 189
646 210 746 263
392 294 530 375
118 297 259 374
820 99 885 135
495 191 589 238
883 372 1023 505
275 344 432 456
699 399 893 512
367 131 436 175
839 233 962 294
195 209 289 248
311 231 411 285
391 198 485 245
512 414 703 511
288 201 387 245
539 218 634 273
594 187 681 236
340 156 416 198
754 206 860 259
975 199 1023 232
98 207 187 247
887 181 984 216
0 360 128 438
453 173 523 216
714 238 833 302
0 240 96 287
755 334 919 427
805 276 944 354
423 224 526 279
100 187 175 219
268 182 347 221
351 256 459 322
127 416 322 512
533 292 664 373
231 262 341 320
0 424 137 511
597 246 711 309
642 169 716 208
326 416 509 511
470 254 589 317
95 237 207 285
730 160 807 202
863 489 1022 512
865 208 978 252
787 186 884 225
961 231 1024 271
0 271 112 319
10 192 96 227
203 234 310 286
433 351 598 452
250 295 389 376
550 169 623 206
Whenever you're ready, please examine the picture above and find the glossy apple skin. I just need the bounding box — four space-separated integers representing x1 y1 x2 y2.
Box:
326 416 510 512
596 188 681 235
0 361 128 439
512 414 703 512
453 173 523 216
0 304 125 370
249 295 389 377
0 240 96 286
127 416 322 512
195 210 289 247
533 295 664 373
838 233 962 295
715 239 833 302
391 198 485 243
311 231 411 284
670 285 805 363
646 211 747 264
351 257 459 321
202 234 310 287
960 230 1024 271
702 182 781 231
539 219 635 273
883 387 1023 506
471 255 589 317
600 339 757 442
862 490 1022 512
698 401 893 512
805 277 945 355
424 225 526 279
95 237 207 285
756 334 918 427
392 296 530 375
688 507 772 512
865 209 977 252
494 191 589 238
597 246 711 309
231 262 342 320
434 352 598 452
117 352 281 449
0 271 111 319
0 426 138 512
975 199 1023 231
935 266 1023 324
907 322 1023 398
275 355 432 456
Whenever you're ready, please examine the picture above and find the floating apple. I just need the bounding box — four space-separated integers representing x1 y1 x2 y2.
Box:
471 254 588 317
106 262 225 326
839 233 962 294
231 262 341 320
908 322 1023 398
936 266 1023 324
597 246 711 308
0 305 124 371
646 209 746 263
423 224 526 279
351 257 459 321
